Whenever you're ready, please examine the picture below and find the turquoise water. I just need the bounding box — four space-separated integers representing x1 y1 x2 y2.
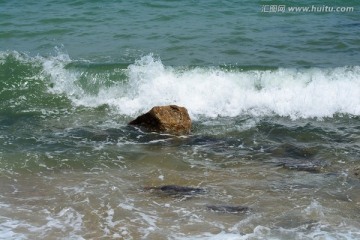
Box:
1 0 359 67
1 1 360 239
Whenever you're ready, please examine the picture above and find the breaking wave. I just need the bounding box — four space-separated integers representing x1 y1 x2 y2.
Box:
1 51 360 119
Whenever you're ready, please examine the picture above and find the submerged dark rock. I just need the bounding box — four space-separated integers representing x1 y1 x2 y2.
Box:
144 185 205 196
352 166 360 179
271 143 318 159
206 205 250 214
280 163 322 173
129 105 191 135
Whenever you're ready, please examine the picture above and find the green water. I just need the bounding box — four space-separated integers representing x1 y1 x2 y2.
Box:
1 0 359 67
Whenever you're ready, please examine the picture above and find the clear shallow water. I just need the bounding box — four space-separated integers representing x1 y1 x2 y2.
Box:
1 0 360 239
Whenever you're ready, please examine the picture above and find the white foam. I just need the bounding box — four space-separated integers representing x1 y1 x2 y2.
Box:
0 207 84 240
0 218 27 240
6 51 360 120
303 200 325 219
41 53 84 97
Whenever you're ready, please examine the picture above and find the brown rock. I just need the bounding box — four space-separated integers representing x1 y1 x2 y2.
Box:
129 105 191 135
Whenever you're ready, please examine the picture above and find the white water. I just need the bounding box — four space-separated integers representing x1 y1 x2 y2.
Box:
2 51 360 120
40 53 360 120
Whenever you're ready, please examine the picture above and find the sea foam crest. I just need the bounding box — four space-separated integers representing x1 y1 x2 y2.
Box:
38 54 360 119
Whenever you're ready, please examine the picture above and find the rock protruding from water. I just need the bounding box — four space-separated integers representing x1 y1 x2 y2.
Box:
129 105 191 135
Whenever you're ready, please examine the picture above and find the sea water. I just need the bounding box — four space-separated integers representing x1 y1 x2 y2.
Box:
1 0 360 239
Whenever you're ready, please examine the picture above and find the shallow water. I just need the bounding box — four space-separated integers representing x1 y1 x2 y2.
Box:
1 109 360 239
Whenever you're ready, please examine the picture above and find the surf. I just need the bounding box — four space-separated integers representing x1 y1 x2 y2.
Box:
2 51 360 120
